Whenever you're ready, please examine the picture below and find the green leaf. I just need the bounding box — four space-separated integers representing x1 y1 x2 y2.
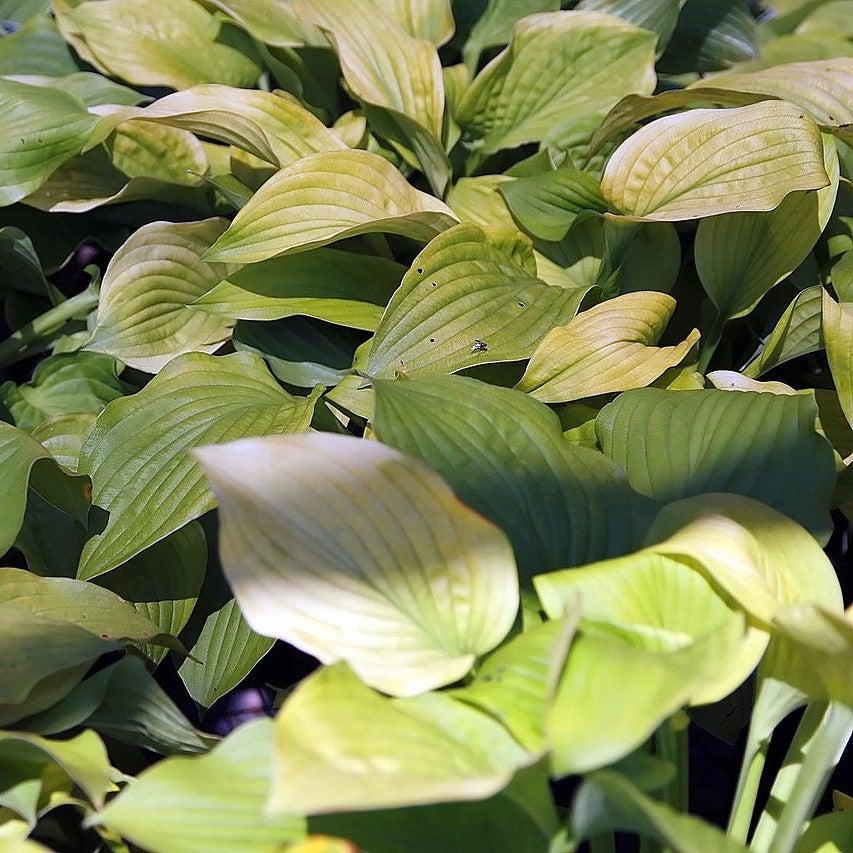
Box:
690 58 853 128
9 71 148 108
571 771 747 852
0 14 77 77
742 285 824 378
457 10 657 155
204 149 457 265
450 617 576 750
601 102 829 221
596 388 837 539
85 219 233 372
0 79 102 206
367 224 588 378
63 0 261 90
516 291 699 402
195 248 403 332
461 0 559 71
96 523 207 665
195 432 519 696
536 548 767 704
576 0 684 49
204 0 323 48
794 811 853 853
696 135 839 321
295 0 450 193
372 374 651 580
822 291 853 431
77 352 318 580
1 352 124 432
0 420 89 556
29 413 95 473
371 0 454 45
271 663 530 813
89 719 305 852
0 729 114 808
497 169 609 242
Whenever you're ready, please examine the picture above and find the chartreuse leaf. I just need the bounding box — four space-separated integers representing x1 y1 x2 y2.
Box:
601 102 829 221
457 11 657 155
536 548 766 705
372 375 651 580
0 13 76 77
596 388 836 539
96 523 206 664
0 421 89 556
497 169 609 242
271 663 530 813
9 71 148 108
102 85 346 168
0 79 103 206
195 433 519 696
450 617 576 750
30 414 95 473
204 149 457 265
516 292 699 403
295 0 450 193
77 352 318 581
367 224 587 378
571 771 746 853
0 729 114 808
195 249 404 332
743 285 824 378
576 0 684 48
0 352 124 432
548 618 746 775
695 134 839 321
62 0 260 90
89 719 305 852
204 0 323 47
690 58 853 128
822 291 853 430
371 0 454 45
85 219 234 372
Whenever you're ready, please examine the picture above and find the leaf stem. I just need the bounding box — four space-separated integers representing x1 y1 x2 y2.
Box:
697 314 725 374
0 289 98 368
727 735 769 841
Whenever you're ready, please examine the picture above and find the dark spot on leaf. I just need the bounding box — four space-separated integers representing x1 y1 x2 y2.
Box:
518 301 525 308
432 282 437 287
429 337 435 342
417 267 424 274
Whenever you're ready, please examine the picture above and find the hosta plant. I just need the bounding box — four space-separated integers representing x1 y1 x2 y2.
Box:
1 0 852 851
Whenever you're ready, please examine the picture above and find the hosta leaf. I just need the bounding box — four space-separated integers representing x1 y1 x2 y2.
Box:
77 352 318 580
0 729 114 808
204 149 457 265
596 388 836 538
371 0 454 44
576 0 684 48
195 249 404 332
63 0 260 90
0 421 89 556
102 85 346 168
742 285 824 378
823 292 853 430
372 375 651 579
458 11 656 155
695 134 839 320
85 219 234 372
0 13 76 77
548 619 745 774
0 352 124 432
0 79 101 206
271 663 530 813
367 224 586 378
600 102 829 221
295 0 450 193
9 71 148 108
692 58 853 127
30 414 95 472
205 0 322 48
195 432 519 696
89 719 305 852
461 0 559 70
516 292 700 403
497 169 609 242
450 617 576 750
96 523 207 665
571 771 747 853
536 550 767 704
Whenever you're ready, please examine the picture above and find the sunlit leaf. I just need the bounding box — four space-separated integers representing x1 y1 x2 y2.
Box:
822 291 853 430
195 432 519 696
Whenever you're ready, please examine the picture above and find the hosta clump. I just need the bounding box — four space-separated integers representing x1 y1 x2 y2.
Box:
1 0 852 851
